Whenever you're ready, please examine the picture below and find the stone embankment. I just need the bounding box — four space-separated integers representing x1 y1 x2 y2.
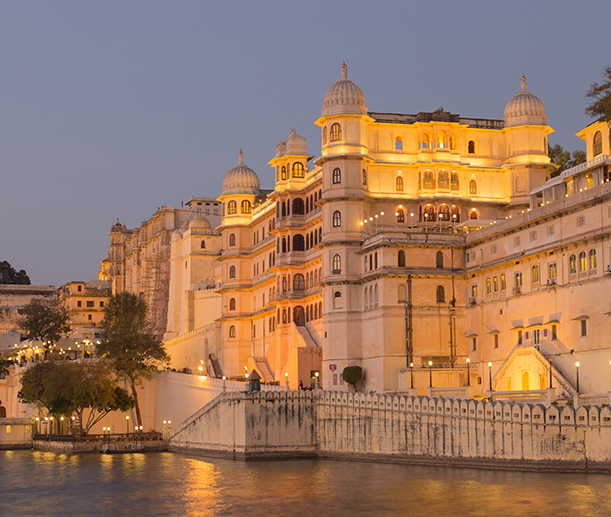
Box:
170 390 611 473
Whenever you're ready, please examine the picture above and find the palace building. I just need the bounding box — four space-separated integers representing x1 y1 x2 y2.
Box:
105 64 611 397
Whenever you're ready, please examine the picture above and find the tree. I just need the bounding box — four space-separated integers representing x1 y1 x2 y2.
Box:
342 365 363 392
0 261 30 284
18 360 134 436
0 358 11 377
548 143 586 178
19 298 70 348
586 66 611 122
98 293 169 427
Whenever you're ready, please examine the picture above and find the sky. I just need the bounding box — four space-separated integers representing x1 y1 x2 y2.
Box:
1 1 610 287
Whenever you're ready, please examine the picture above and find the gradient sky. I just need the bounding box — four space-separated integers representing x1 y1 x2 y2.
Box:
1 1 610 287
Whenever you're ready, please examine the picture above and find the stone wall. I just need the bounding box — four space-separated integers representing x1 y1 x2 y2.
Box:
170 390 611 472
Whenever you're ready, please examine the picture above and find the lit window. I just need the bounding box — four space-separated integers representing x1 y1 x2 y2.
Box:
229 325 236 338
330 123 341 142
292 162 304 178
486 278 491 294
548 262 557 279
439 171 449 189
332 254 341 274
396 176 404 192
569 254 577 274
424 171 434 189
579 251 587 272
493 276 498 292
229 234 236 247
332 168 341 184
396 209 405 223
589 249 597 269
241 200 251 214
281 166 287 180
227 201 237 215
469 180 477 196
450 173 459 190
515 272 522 287
594 131 602 156
500 274 506 290
332 210 341 227
532 265 539 283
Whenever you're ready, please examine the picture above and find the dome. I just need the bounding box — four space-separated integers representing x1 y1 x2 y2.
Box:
322 62 367 117
284 129 308 155
221 150 261 196
189 212 211 230
275 139 286 158
171 229 182 242
504 76 547 127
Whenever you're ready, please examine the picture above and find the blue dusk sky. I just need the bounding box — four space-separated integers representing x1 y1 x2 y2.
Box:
1 1 610 287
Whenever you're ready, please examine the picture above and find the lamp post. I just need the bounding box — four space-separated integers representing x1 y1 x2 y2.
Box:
428 360 433 388
466 358 471 386
488 362 493 392
424 213 428 233
410 213 414 231
126 415 130 437
409 362 414 389
315 371 320 389
395 212 399 231
452 213 457 233
285 372 290 391
575 362 580 393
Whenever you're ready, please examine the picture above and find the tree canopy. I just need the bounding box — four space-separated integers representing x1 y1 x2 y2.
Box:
98 292 169 427
18 360 133 436
19 298 71 347
586 66 611 122
342 365 362 392
0 261 30 284
548 143 586 178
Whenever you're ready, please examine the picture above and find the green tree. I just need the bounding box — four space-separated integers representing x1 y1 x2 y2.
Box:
98 293 169 427
18 360 134 436
0 261 31 284
548 143 586 178
342 365 363 392
0 358 12 377
586 66 611 122
19 298 70 348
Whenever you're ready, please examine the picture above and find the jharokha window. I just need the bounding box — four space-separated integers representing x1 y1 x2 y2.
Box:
469 180 477 196
292 162 305 178
332 168 341 184
396 209 405 223
593 131 603 156
227 200 237 214
333 210 342 227
438 171 449 189
396 176 404 192
424 171 434 189
322 126 327 145
241 200 251 214
330 123 342 142
332 254 341 274
451 172 459 190
281 166 287 180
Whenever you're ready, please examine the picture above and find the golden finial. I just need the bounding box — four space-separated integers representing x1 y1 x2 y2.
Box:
521 75 527 92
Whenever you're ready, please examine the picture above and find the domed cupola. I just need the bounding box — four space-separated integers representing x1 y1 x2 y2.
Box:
189 211 211 231
284 129 308 155
275 139 286 158
322 62 367 117
221 150 261 196
504 75 547 127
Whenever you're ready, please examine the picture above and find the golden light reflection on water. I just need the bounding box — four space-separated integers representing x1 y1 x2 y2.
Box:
180 459 222 513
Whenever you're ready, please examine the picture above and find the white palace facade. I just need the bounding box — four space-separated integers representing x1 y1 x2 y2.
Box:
104 65 611 398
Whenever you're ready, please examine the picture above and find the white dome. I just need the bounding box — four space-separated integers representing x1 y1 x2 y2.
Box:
504 76 547 127
275 139 286 158
189 212 211 230
221 150 261 196
322 62 367 117
284 130 308 155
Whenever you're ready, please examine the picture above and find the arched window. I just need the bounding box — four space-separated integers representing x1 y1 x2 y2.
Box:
229 325 236 338
468 140 475 154
201 240 206 249
282 309 287 323
469 209 479 220
436 285 445 302
374 284 379 306
364 287 369 310
332 168 341 184
362 169 367 186
281 166 287 180
306 234 310 250
282 276 287 292
227 201 237 214
395 138 403 150
293 274 305 291
333 210 342 227
436 251 444 268
493 276 498 292
451 173 459 190
241 200 251 214
332 254 341 274
569 254 577 274
451 206 460 223
269 318 273 333
322 126 327 145
594 131 603 156
396 176 404 192
292 162 304 178
398 250 406 267
293 198 304 214
438 204 450 221
437 131 447 149
424 171 434 189
532 265 539 283
579 251 587 272
229 265 236 278
396 209 405 223
423 205 436 222
229 234 236 247
319 227 322 242
439 171 449 189
293 234 305 251
314 303 318 319
589 249 597 269
282 238 287 253
229 298 236 310
486 278 491 294
333 291 343 309
330 123 342 142
374 252 378 269
281 201 286 217
420 133 429 149
469 180 477 196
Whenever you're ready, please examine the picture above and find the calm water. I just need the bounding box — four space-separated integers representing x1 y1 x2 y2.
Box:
1 451 611 516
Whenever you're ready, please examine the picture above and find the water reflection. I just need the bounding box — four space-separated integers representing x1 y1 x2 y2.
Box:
1 451 611 516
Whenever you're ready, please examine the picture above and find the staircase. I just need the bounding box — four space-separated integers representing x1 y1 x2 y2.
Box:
253 356 275 383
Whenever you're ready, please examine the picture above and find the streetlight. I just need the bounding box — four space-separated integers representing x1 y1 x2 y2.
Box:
575 361 580 393
285 372 290 391
409 362 414 389
428 360 433 388
466 358 471 386
488 362 493 392
410 213 414 231
126 415 130 436
315 371 320 389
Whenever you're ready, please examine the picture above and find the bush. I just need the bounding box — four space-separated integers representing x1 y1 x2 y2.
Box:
342 366 362 392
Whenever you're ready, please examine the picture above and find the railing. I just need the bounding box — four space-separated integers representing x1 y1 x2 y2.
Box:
561 154 611 179
154 370 283 392
428 387 469 398
488 389 551 403
576 393 611 406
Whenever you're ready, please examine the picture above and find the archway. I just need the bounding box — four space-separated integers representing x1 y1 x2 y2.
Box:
293 306 305 326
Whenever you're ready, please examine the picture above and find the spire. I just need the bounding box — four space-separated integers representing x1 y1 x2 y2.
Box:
238 149 244 165
521 74 527 93
341 61 347 80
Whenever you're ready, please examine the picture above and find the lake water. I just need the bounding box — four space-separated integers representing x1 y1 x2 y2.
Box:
2 450 611 516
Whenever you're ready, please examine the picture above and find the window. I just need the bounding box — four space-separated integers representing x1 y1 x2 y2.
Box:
241 200 251 214
330 123 342 142
229 265 236 279
293 198 304 214
395 138 403 150
551 325 557 341
436 251 444 268
333 210 342 227
594 131 603 156
374 252 378 269
500 274 506 290
533 329 540 345
532 265 539 283
450 173 459 190
332 168 341 184
468 140 475 154
398 250 406 267
486 278 491 294
229 325 236 338
201 240 206 249
515 272 523 287
332 254 341 274
436 285 445 303
86 301 94 308
494 334 499 349
471 285 478 298
579 251 587 272
293 274 305 291
322 127 327 145
362 169 367 186
438 131 447 149
472 337 477 351
396 209 405 223
77 301 82 308
581 319 587 337
469 180 477 196
569 254 577 274
227 201 237 214
438 205 450 222
589 249 597 269
77 285 82 292
493 276 498 292
548 262 557 279
469 210 478 220
293 234 305 251
281 166 287 180
282 277 287 292
396 176 404 192
292 162 304 178
439 171 449 189
334 291 343 309
420 133 429 149
424 171 434 189
100 301 104 308
229 298 236 310
517 330 523 346
423 205 436 222
229 234 236 247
